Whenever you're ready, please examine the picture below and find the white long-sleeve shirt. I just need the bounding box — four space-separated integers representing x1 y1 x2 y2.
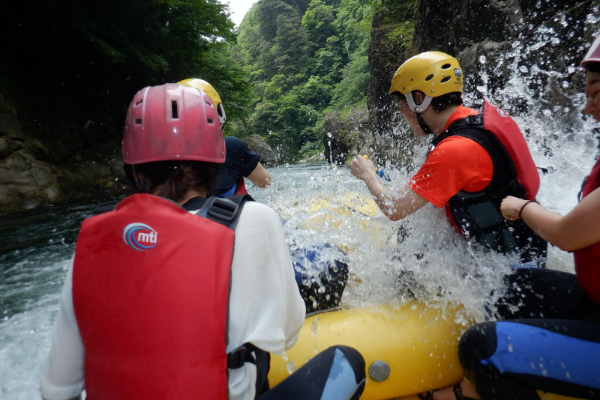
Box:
41 201 306 400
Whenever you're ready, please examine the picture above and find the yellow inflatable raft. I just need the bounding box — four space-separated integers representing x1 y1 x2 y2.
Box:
268 303 581 400
269 302 468 400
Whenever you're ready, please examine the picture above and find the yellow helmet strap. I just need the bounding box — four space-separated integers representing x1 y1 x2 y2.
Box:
406 92 433 113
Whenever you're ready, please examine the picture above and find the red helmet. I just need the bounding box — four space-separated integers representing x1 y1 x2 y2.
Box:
122 83 226 165
581 35 600 67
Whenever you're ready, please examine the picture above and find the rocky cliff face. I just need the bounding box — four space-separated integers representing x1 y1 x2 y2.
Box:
0 92 127 214
367 0 418 167
0 94 61 213
322 0 417 168
0 90 278 214
366 0 600 165
414 0 598 105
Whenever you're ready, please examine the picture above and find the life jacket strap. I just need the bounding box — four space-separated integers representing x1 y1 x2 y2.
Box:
227 343 259 369
199 194 254 230
448 179 521 207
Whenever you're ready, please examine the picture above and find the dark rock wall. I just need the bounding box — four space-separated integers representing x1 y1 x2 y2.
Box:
414 0 597 98
0 91 276 214
367 0 600 165
0 91 127 214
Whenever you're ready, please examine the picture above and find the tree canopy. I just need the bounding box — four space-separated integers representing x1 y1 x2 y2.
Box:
0 0 252 137
0 0 377 163
234 0 378 160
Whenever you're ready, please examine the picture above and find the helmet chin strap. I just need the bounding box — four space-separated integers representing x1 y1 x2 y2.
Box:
406 93 435 135
416 113 435 135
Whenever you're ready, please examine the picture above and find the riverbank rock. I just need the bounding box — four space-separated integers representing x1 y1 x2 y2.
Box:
0 150 61 213
0 94 60 213
0 92 129 215
242 134 279 167
323 105 374 165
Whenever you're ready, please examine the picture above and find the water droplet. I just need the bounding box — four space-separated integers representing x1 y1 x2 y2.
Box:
287 361 297 374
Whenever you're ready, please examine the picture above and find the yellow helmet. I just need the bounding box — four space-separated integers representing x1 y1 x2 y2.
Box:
389 52 463 112
178 78 226 125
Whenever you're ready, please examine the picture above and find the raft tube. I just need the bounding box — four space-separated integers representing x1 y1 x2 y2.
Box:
268 303 581 400
269 302 468 400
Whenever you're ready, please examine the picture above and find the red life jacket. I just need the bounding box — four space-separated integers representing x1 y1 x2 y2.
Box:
432 101 546 263
236 176 249 195
481 100 540 200
574 157 600 303
72 194 235 400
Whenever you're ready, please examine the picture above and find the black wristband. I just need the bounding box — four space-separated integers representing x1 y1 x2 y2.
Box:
518 200 538 220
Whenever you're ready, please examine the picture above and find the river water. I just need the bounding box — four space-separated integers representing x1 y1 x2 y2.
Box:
2 62 600 400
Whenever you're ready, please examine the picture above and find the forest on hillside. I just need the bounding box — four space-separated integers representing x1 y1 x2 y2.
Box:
0 0 254 128
0 0 379 164
233 0 378 160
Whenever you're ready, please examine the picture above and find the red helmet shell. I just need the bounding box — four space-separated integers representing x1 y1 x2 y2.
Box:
581 35 600 67
122 84 226 165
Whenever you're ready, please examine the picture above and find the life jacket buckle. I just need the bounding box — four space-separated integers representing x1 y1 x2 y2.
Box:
465 114 483 125
227 344 257 369
208 197 238 223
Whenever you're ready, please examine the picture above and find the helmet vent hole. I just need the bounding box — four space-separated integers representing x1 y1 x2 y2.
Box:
441 63 452 70
171 101 179 119
135 99 143 106
207 119 214 124
425 74 434 81
441 76 451 83
134 118 142 125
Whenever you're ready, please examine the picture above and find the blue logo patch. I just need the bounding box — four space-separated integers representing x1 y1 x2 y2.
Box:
497 108 509 117
454 68 462 76
123 223 158 251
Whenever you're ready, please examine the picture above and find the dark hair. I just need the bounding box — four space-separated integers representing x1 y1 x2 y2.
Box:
391 91 463 113
134 160 219 201
585 62 600 73
431 92 463 112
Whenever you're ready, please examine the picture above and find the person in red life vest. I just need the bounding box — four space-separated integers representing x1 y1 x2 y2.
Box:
448 37 600 400
39 84 366 400
178 78 271 196
351 51 547 266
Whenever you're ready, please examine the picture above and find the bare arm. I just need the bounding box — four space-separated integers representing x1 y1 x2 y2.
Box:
350 156 429 220
500 188 600 251
246 162 271 188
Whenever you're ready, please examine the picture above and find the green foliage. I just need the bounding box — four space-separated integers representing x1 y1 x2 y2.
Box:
386 20 415 50
299 139 324 158
0 0 253 140
234 0 379 161
377 0 417 27
302 0 337 48
329 42 371 111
